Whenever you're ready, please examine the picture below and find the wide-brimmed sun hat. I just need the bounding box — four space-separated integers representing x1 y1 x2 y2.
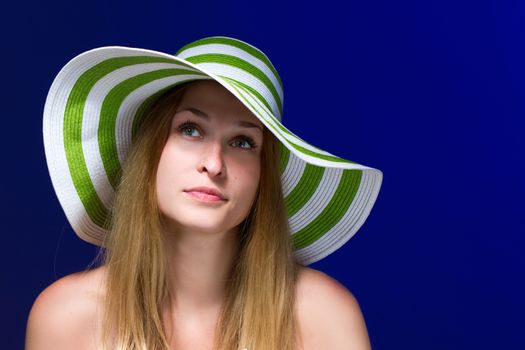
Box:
43 36 383 265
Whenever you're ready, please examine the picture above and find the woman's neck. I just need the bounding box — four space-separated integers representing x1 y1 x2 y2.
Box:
162 224 240 314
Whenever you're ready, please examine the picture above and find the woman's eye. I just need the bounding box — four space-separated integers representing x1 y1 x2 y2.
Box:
177 121 257 150
233 137 257 150
178 122 201 137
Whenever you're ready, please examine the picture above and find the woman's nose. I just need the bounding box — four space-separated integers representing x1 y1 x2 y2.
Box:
197 142 225 177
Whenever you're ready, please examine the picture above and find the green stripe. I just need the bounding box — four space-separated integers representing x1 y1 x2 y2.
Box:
175 36 283 90
99 69 205 189
226 80 355 164
220 76 275 119
64 55 200 227
183 53 283 116
224 78 290 134
292 169 362 249
247 92 354 163
221 76 286 129
290 142 353 164
284 164 325 217
225 78 296 141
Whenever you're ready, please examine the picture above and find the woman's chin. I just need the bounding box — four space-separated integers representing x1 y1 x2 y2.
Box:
162 216 235 236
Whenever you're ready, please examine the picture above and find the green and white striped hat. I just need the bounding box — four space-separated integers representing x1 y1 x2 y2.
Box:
43 36 383 265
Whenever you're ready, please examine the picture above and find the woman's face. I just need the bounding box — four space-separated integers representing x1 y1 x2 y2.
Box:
156 80 264 235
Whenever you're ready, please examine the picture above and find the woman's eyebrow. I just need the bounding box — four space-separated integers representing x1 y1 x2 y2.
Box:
178 106 263 131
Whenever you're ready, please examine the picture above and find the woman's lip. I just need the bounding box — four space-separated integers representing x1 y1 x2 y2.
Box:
184 187 226 200
184 190 226 202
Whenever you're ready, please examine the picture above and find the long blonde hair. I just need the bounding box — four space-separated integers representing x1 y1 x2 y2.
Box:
96 81 300 350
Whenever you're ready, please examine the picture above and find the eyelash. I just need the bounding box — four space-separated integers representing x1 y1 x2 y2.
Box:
177 120 258 150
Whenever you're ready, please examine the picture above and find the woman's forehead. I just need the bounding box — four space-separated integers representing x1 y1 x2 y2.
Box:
178 81 263 128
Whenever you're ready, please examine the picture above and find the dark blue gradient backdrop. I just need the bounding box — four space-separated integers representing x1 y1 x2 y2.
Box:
2 0 524 349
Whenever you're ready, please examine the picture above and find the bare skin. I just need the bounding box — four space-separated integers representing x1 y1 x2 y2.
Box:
26 82 371 349
25 265 371 350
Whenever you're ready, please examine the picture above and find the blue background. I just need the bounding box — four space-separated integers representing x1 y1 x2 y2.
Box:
2 0 524 349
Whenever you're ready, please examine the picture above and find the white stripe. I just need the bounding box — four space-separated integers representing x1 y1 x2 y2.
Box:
232 86 374 170
281 151 306 197
77 214 106 244
285 148 374 170
294 169 382 265
43 49 146 242
177 43 283 104
288 167 342 233
195 62 281 119
82 62 194 209
115 74 211 164
231 86 328 154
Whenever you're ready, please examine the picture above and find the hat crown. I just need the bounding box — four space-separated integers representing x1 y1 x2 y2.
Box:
175 36 284 121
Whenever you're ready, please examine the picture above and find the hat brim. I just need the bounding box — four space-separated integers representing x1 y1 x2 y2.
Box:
43 45 382 265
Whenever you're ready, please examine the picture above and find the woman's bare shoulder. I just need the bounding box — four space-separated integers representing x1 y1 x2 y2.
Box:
295 266 371 350
25 266 107 350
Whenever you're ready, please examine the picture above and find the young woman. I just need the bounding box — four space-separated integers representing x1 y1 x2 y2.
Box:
26 36 383 350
